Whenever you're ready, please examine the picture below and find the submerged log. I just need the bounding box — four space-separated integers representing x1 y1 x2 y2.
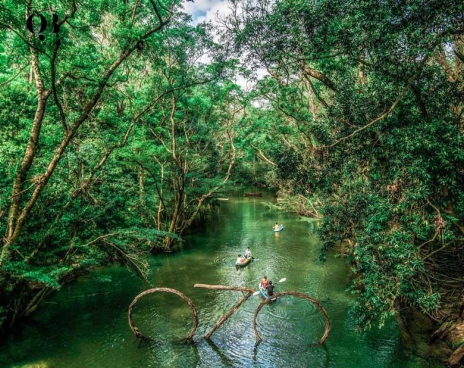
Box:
252 291 330 346
128 287 198 343
194 284 255 339
205 292 253 339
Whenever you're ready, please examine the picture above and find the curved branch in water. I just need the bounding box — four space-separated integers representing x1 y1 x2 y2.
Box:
128 287 198 343
253 290 330 346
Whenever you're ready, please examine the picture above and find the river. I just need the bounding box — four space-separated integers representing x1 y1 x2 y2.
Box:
0 192 444 367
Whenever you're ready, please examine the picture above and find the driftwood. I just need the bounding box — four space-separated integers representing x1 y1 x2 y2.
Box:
128 287 198 343
253 291 330 346
449 344 464 366
194 284 255 293
194 284 255 339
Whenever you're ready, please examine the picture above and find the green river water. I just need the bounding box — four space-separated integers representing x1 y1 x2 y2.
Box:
0 191 445 367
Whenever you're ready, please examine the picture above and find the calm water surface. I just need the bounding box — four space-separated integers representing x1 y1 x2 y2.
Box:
0 192 444 367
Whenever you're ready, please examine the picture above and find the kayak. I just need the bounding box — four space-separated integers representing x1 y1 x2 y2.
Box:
273 225 284 232
235 256 252 267
258 283 277 301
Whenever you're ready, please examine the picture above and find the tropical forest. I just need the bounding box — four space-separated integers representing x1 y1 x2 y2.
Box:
0 0 463 366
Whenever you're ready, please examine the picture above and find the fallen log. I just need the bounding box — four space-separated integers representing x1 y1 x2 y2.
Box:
449 344 464 366
194 284 255 339
205 292 253 339
194 284 255 293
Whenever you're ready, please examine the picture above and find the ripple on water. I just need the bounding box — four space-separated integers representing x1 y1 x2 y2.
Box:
253 298 328 349
213 256 227 264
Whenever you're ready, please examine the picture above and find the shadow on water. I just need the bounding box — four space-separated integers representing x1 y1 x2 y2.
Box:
318 343 331 368
204 338 236 367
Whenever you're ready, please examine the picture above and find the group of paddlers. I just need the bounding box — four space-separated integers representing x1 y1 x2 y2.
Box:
235 248 276 297
236 247 252 264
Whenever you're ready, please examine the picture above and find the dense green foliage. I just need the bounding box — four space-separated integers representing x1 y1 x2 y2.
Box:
1 1 463 360
0 0 239 330
223 0 464 330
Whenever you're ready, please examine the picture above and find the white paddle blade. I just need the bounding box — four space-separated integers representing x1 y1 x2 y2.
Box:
253 291 261 296
279 278 286 283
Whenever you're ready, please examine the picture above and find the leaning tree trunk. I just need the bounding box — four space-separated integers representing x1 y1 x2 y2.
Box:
0 1 173 331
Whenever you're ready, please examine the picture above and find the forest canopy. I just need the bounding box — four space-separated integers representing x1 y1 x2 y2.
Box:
0 0 464 363
0 0 240 330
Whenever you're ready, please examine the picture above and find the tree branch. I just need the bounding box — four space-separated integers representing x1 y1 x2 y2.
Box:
325 56 429 149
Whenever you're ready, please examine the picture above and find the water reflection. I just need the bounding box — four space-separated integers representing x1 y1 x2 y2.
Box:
205 338 235 366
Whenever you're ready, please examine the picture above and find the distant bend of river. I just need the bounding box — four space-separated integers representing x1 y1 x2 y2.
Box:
0 191 444 367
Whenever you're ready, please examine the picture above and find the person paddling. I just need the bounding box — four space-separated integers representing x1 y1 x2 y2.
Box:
266 281 275 297
274 222 280 231
260 276 269 290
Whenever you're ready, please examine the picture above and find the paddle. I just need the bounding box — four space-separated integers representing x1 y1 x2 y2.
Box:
253 278 286 295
